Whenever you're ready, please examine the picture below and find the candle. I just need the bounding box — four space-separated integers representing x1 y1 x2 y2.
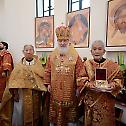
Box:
119 52 124 65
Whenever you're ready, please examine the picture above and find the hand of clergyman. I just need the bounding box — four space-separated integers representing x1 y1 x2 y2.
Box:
48 85 51 93
86 81 96 88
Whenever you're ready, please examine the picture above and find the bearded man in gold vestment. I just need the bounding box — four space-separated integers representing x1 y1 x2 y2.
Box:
0 45 47 126
44 25 85 126
79 40 123 126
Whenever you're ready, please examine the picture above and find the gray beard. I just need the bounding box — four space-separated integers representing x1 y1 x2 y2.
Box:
58 46 69 55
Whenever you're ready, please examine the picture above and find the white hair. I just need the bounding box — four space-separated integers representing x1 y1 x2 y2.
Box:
91 40 105 49
23 45 34 51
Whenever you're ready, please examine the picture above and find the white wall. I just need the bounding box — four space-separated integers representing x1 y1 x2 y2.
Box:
0 0 107 63
0 0 35 63
0 0 5 40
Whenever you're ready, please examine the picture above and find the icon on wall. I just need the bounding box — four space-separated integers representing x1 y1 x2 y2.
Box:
106 0 126 47
67 8 90 48
35 16 54 48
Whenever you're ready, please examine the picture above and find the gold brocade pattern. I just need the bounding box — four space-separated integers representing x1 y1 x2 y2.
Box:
0 58 46 126
23 89 41 126
9 58 47 91
51 52 77 105
83 59 123 126
45 45 84 126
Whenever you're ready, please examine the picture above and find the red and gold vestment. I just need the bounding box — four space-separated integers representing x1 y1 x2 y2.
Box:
82 59 123 126
0 50 13 101
44 45 84 126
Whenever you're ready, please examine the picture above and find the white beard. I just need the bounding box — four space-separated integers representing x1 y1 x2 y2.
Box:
58 46 69 55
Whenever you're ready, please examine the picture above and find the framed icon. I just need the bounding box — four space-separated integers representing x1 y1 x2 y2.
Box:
106 0 126 47
35 16 54 48
67 8 90 48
